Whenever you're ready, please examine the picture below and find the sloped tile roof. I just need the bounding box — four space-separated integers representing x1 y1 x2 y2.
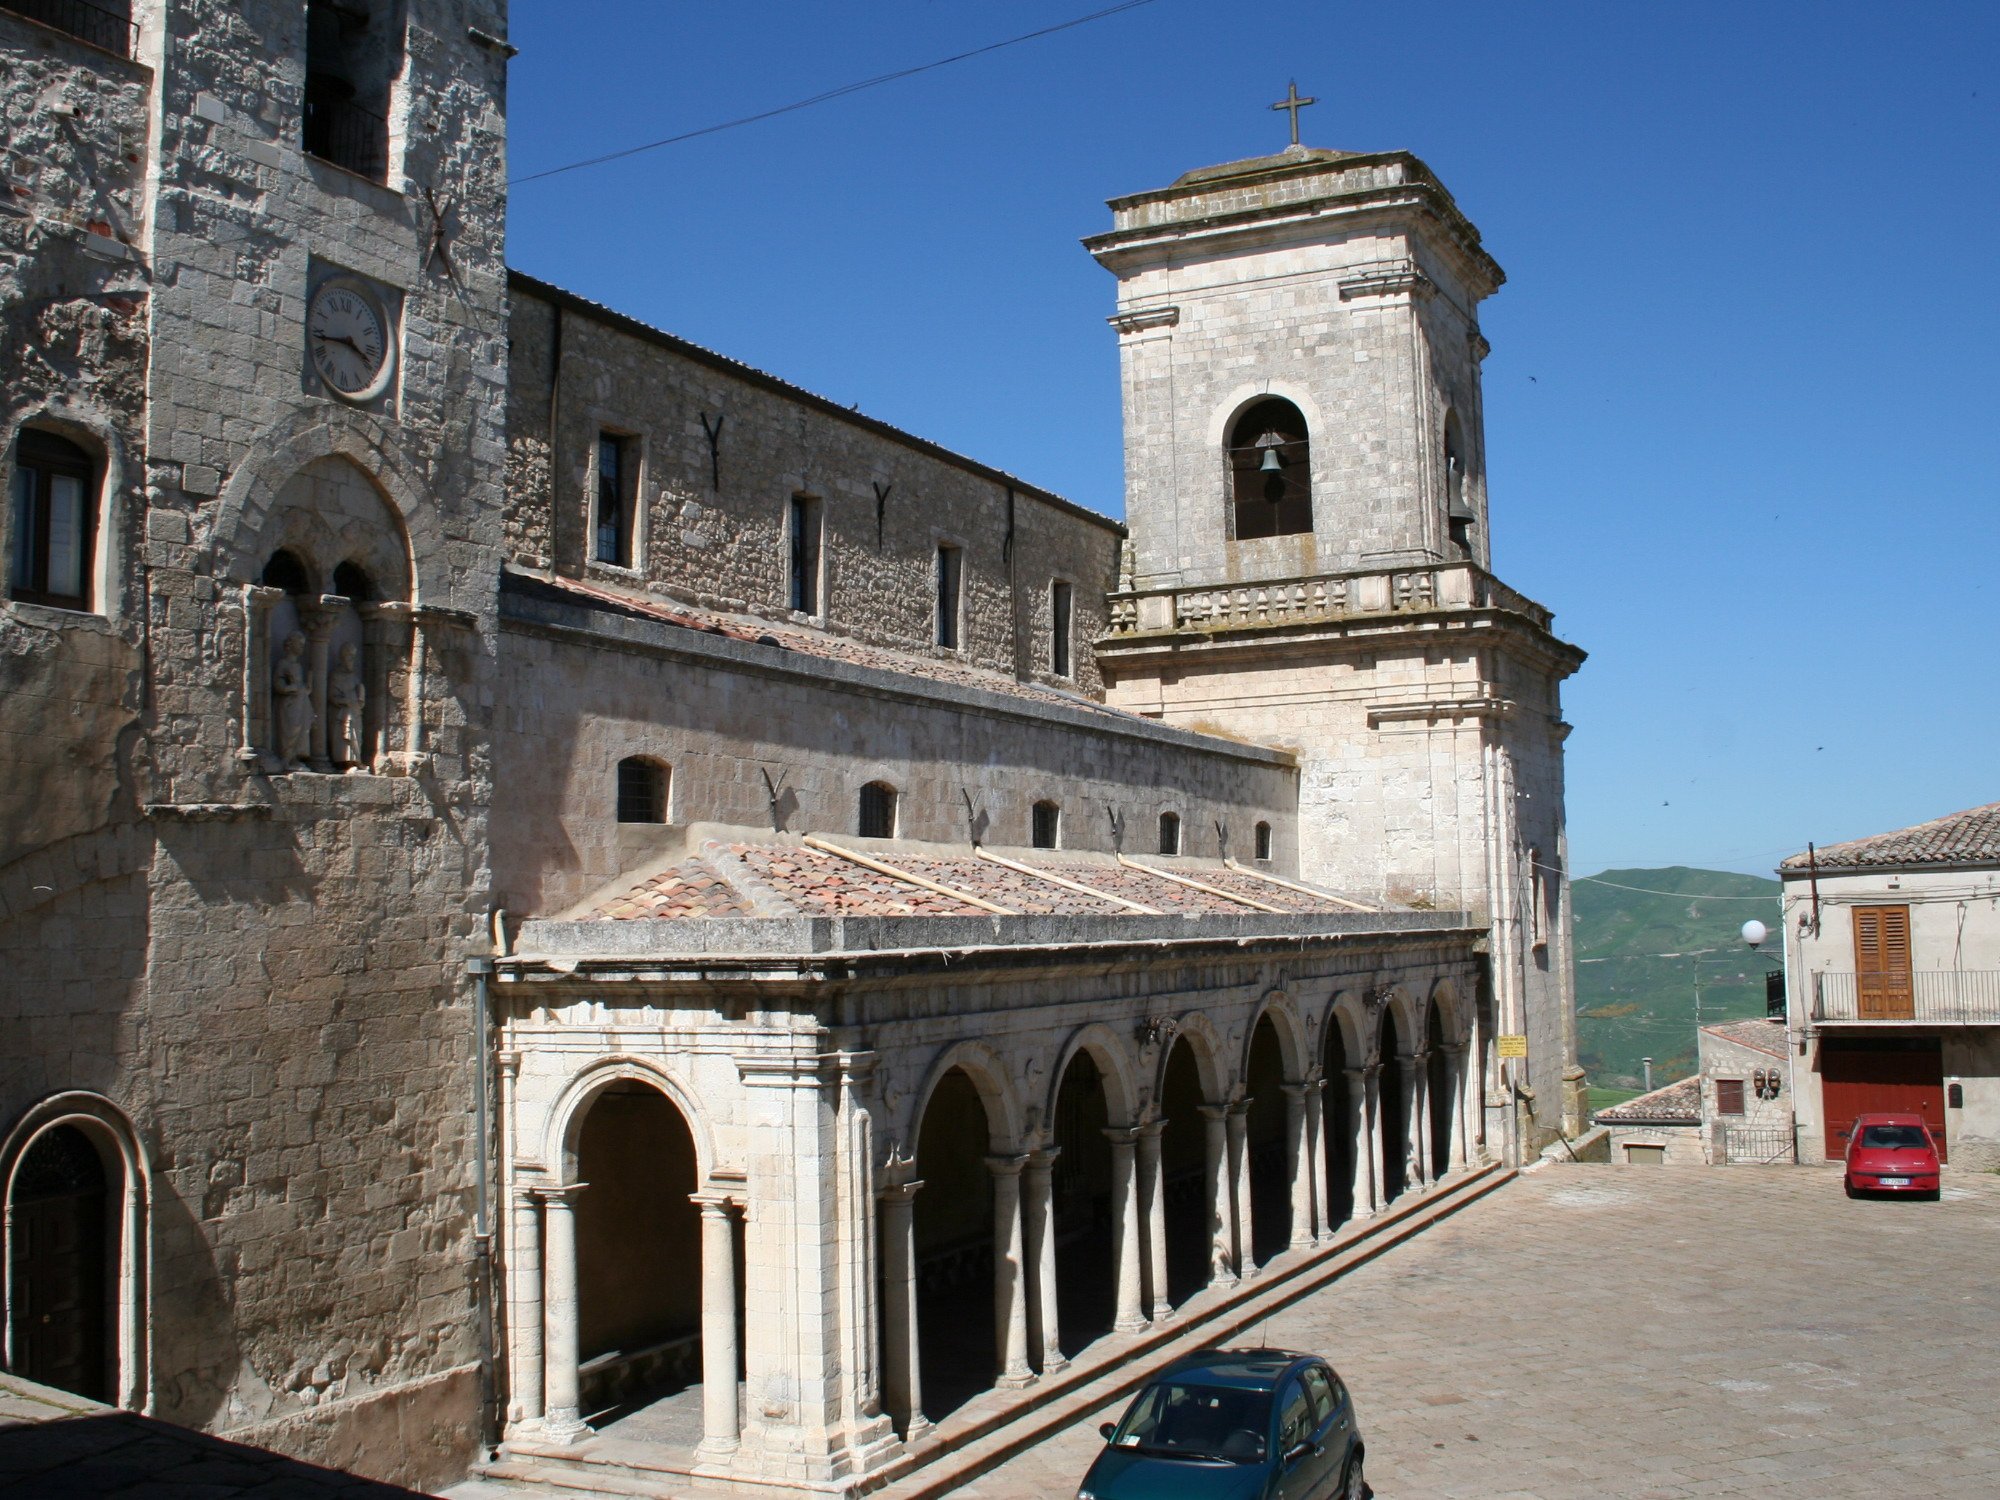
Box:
1594 1076 1701 1126
1781 802 2000 872
1700 1019 1787 1060
581 840 1375 923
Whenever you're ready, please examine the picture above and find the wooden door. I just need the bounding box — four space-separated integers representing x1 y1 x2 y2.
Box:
7 1126 109 1403
1820 1037 1946 1161
1853 905 1914 1019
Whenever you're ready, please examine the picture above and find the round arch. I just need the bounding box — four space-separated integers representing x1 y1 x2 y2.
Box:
1239 989 1309 1086
1158 1010 1229 1105
1045 1022 1142 1132
542 1056 717 1187
2 400 139 622
0 1092 149 1411
1205 380 1332 456
1374 988 1421 1060
1319 992 1366 1067
1428 978 1468 1046
909 1040 1025 1154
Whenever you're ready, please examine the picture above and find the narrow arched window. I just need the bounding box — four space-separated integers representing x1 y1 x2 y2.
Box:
859 780 898 839
1444 411 1473 557
332 560 374 601
1158 811 1181 856
9 430 98 610
616 757 668 824
261 549 311 595
1032 800 1060 850
1228 398 1311 541
1255 821 1273 862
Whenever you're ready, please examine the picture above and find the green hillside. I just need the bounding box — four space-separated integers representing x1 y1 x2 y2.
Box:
1573 866 1782 1090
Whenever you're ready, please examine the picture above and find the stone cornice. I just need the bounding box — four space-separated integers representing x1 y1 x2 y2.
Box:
1109 304 1181 336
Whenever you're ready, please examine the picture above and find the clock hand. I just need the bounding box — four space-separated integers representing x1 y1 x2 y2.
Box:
314 332 367 356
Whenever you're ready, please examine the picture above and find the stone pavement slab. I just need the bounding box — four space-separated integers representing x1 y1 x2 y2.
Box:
951 1164 2000 1499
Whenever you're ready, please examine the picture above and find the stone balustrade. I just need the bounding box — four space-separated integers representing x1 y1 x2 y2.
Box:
1103 561 1554 638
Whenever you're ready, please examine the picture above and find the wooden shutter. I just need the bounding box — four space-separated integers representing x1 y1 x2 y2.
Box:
1716 1078 1745 1116
1853 905 1914 1019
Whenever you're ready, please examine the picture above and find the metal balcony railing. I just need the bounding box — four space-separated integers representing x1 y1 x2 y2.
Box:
303 95 387 181
1811 970 2000 1024
2 0 136 57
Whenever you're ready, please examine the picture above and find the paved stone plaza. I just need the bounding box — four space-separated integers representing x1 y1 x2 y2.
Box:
948 1163 2000 1500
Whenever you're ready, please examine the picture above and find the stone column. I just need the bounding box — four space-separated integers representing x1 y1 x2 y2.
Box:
690 1193 741 1462
1104 1128 1147 1333
1022 1150 1064 1376
1198 1105 1237 1289
536 1184 589 1445
1227 1102 1255 1278
1344 1066 1372 1219
878 1181 930 1441
299 594 344 772
1307 1081 1333 1244
1447 1045 1471 1172
506 1186 544 1427
240 583 283 763
1282 1084 1314 1251
1360 1065 1384 1215
1136 1122 1171 1321
1410 1051 1432 1189
987 1155 1035 1389
357 600 412 769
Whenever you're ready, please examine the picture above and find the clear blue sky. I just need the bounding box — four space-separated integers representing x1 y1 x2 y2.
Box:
505 2 1999 880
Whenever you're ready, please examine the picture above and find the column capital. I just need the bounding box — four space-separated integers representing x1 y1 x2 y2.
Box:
535 1182 587 1207
879 1178 925 1203
1226 1098 1252 1119
1026 1146 1061 1171
1101 1125 1141 1147
687 1191 740 1217
497 1048 522 1078
1196 1102 1230 1123
1280 1081 1309 1102
1136 1119 1166 1141
985 1152 1029 1177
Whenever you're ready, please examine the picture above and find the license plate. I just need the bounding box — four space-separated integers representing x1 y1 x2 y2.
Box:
1879 1176 1910 1186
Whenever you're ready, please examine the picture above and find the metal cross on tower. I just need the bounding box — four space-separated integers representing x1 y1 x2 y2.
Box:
1270 80 1317 148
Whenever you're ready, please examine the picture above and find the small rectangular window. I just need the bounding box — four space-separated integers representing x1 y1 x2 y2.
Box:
1050 579 1073 678
9 430 96 611
859 781 897 839
595 434 636 567
1716 1079 1746 1116
1158 811 1180 856
935 544 962 649
789 496 822 615
1032 801 1060 850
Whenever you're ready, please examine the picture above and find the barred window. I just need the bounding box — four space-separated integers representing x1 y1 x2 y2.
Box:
1158 811 1180 856
1032 800 1060 850
616 757 667 824
859 780 897 839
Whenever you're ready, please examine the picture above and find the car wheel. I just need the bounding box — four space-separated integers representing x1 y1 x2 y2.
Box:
1843 1180 1857 1199
1340 1452 1366 1500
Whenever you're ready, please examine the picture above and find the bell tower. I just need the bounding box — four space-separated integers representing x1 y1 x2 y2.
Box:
1087 139 1589 1151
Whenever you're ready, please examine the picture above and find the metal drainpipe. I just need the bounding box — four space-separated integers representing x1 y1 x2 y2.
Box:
466 953 497 1450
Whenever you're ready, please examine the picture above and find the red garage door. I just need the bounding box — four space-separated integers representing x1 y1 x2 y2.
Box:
1820 1036 1946 1160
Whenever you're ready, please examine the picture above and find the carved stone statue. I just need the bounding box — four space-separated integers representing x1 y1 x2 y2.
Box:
328 642 366 771
273 631 314 771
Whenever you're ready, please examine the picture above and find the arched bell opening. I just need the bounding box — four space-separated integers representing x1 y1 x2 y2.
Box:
1377 1009 1408 1204
1321 1022 1353 1230
911 1067 997 1424
1157 1038 1209 1307
1050 1052 1114 1357
6 1124 118 1403
1427 1002 1453 1180
572 1082 708 1422
1243 1017 1289 1266
1227 397 1313 540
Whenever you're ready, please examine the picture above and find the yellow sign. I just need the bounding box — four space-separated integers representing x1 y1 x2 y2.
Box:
1496 1034 1528 1058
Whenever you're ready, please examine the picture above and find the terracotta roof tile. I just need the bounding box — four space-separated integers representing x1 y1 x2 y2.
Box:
1781 801 2000 872
1594 1076 1702 1125
1700 1019 1787 1059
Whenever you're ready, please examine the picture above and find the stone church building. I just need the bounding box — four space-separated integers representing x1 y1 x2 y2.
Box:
0 1 1582 1491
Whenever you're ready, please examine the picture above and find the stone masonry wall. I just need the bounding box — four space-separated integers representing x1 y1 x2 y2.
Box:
504 281 1120 697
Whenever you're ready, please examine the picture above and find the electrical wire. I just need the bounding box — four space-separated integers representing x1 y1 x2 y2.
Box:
511 0 1165 187
1562 870 1779 902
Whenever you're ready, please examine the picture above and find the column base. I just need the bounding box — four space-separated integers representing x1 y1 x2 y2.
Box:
903 1414 936 1445
1039 1352 1070 1377
694 1438 742 1469
1113 1312 1149 1334
1209 1269 1240 1291
1148 1302 1175 1323
1289 1235 1318 1252
539 1410 591 1448
994 1368 1038 1391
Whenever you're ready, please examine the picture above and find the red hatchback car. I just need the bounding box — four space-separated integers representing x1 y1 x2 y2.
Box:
1843 1112 1941 1198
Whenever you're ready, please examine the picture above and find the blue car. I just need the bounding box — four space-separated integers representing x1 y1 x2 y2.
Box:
1078 1347 1366 1500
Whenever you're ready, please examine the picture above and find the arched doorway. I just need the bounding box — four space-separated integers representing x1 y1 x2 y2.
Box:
7 1124 114 1402
1244 1017 1289 1266
912 1068 996 1423
573 1082 705 1417
1377 1010 1407 1204
1050 1052 1114 1357
1321 1021 1353 1230
1427 1002 1453 1180
1157 1038 1208 1306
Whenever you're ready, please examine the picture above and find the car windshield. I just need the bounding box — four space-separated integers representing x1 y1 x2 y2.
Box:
1110 1381 1273 1464
1859 1124 1929 1150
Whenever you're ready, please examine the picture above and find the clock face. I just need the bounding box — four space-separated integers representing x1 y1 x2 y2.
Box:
307 279 392 400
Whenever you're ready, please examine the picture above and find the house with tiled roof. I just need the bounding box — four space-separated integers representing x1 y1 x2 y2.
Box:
1775 802 2000 1168
1595 1076 1704 1165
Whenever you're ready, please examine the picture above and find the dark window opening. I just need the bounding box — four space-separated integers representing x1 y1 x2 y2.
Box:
859 781 897 839
1444 412 1473 557
616 757 667 824
595 434 635 567
1 0 133 56
304 0 393 181
1050 579 1073 678
261 550 311 595
935 544 962 649
332 560 373 601
1158 811 1180 856
1254 821 1272 862
1716 1078 1746 1116
1227 397 1312 541
1032 800 1060 850
8 429 96 610
789 496 822 615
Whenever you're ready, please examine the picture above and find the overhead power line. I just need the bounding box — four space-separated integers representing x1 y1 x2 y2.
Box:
1560 870 1779 902
512 0 1165 187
